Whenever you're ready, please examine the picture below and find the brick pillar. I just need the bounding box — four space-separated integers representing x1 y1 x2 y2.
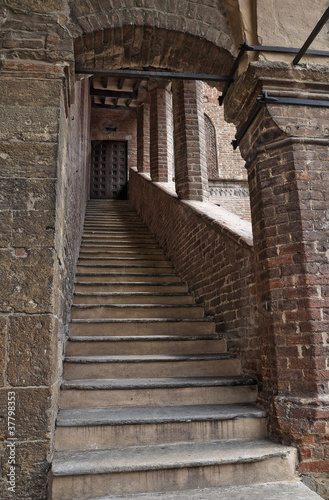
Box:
149 79 171 182
172 80 209 201
237 80 329 473
137 101 150 174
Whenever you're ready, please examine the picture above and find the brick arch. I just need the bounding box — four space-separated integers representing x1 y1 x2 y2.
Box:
69 0 235 57
74 25 234 77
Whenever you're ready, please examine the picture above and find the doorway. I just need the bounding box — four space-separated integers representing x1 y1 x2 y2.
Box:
90 140 128 199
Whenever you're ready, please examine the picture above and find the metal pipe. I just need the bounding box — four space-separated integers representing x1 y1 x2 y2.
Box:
76 67 231 82
293 7 329 65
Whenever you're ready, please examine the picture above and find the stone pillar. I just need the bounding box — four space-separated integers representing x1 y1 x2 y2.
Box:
235 78 329 474
0 61 90 499
137 101 150 174
149 79 171 182
172 80 209 201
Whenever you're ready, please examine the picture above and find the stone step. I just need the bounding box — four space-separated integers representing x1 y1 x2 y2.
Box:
76 265 175 274
66 335 226 356
79 245 166 261
74 282 189 293
81 236 157 243
69 318 215 336
69 482 322 500
63 353 241 379
75 273 182 283
78 250 166 257
77 258 172 266
70 304 205 320
80 244 162 250
83 221 147 226
82 227 152 233
82 233 155 240
51 439 298 499
73 292 195 305
54 403 267 451
59 376 258 408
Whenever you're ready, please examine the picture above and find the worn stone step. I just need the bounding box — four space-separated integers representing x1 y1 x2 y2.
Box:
83 221 147 226
80 244 162 251
78 250 166 257
54 403 267 451
66 335 226 356
74 282 189 293
76 265 175 274
59 376 258 408
51 439 298 499
82 233 155 240
82 227 152 233
63 353 241 379
70 304 205 320
77 258 172 266
69 318 215 336
73 292 194 305
71 482 322 500
81 236 157 243
75 273 182 283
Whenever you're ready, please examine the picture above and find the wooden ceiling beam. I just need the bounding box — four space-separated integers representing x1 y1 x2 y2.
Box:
90 88 137 99
118 77 125 89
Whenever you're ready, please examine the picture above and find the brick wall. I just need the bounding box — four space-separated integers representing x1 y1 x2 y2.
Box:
203 83 251 220
237 85 329 475
203 83 246 180
129 168 259 378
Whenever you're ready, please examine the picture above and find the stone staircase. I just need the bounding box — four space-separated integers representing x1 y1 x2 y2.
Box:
51 199 321 500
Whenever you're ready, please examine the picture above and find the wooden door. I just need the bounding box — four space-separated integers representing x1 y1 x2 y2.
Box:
90 140 127 199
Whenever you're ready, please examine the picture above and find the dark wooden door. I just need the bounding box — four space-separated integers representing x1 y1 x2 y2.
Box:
90 140 127 199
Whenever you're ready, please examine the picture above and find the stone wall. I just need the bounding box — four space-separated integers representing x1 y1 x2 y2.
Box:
129 168 259 378
0 68 90 499
0 69 63 499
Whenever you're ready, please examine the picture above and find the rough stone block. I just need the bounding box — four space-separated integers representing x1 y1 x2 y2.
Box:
0 211 12 247
0 439 50 500
0 316 6 386
0 78 61 107
0 387 53 440
12 210 55 248
0 178 56 211
0 248 54 313
0 106 60 143
7 315 57 386
0 142 58 178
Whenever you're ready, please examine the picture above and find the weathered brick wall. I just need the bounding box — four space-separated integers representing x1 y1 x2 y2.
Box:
203 83 251 220
129 168 259 378
235 80 329 476
172 79 209 201
203 83 246 179
56 77 91 336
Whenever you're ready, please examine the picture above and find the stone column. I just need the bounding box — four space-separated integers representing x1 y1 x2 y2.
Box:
172 80 209 201
137 101 150 174
0 60 90 499
148 79 171 182
234 77 329 474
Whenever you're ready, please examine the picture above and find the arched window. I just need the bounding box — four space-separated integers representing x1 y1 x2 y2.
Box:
204 114 219 179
